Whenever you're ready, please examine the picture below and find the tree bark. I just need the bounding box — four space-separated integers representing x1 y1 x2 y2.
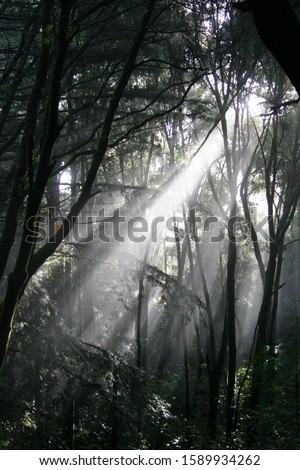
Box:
136 250 149 371
226 210 238 443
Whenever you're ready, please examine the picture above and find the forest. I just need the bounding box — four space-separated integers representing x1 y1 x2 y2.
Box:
1 0 300 450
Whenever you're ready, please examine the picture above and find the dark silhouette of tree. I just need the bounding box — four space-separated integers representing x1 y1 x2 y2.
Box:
233 0 300 97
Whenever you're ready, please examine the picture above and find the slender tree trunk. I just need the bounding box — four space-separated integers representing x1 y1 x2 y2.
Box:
256 242 279 351
183 217 204 374
82 260 95 343
181 314 190 421
63 259 73 331
240 171 265 285
269 242 284 353
62 386 76 450
174 214 190 420
226 208 237 443
136 269 149 371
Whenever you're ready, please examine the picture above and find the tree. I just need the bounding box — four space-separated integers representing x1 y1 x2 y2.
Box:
233 0 300 98
1 0 195 370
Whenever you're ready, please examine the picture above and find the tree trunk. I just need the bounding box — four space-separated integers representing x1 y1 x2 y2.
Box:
269 242 284 353
174 215 191 420
136 273 149 371
226 211 238 443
